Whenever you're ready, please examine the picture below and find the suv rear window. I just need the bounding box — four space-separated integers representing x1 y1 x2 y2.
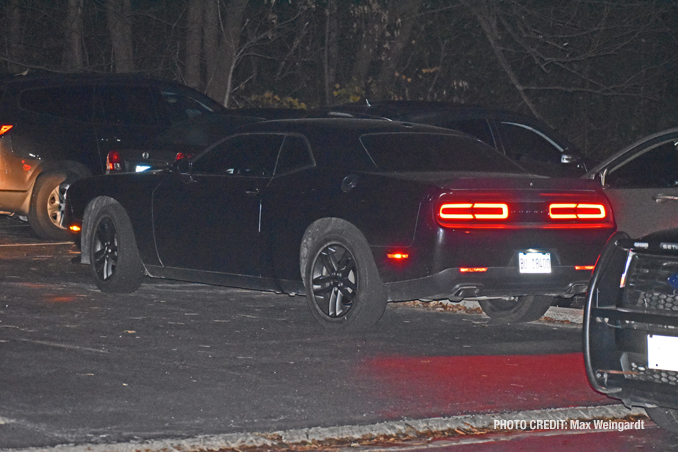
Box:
20 86 94 122
360 132 524 173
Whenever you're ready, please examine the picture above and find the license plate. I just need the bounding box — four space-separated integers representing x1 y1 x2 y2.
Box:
135 164 151 172
647 334 678 371
519 252 551 274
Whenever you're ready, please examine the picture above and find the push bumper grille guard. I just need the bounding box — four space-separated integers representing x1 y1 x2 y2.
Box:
584 231 678 407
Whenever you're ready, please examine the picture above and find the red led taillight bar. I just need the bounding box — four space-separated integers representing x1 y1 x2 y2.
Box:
436 198 613 229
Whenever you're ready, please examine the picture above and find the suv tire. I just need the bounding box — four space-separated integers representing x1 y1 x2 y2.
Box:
28 172 71 241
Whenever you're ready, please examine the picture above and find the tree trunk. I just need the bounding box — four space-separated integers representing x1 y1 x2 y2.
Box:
324 0 338 105
185 0 204 89
350 2 388 85
372 0 423 99
106 0 135 73
7 2 22 72
64 0 85 71
205 0 249 107
203 0 220 91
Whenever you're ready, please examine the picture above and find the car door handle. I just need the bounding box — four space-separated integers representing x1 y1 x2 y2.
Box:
652 194 678 203
245 188 260 196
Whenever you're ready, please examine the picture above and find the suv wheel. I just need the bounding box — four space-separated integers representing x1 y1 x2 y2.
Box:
28 172 71 241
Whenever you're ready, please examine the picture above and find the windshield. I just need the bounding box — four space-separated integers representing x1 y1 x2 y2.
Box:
360 132 525 173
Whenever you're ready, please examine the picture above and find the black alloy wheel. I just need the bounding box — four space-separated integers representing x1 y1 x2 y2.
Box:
92 216 118 282
310 243 358 318
89 203 144 293
303 220 387 330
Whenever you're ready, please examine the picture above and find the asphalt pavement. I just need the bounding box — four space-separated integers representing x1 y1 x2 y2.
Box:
0 216 675 451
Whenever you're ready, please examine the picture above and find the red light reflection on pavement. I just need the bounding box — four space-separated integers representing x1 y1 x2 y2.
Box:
358 353 612 419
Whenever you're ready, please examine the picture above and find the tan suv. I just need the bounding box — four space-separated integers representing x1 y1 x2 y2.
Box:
0 73 225 240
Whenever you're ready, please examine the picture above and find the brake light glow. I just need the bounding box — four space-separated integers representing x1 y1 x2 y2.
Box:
106 150 122 171
460 267 488 273
549 203 606 220
439 203 509 220
575 265 595 271
0 125 13 136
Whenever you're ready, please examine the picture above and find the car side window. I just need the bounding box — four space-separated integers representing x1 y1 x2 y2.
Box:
192 133 284 176
94 85 158 126
20 86 94 122
438 118 496 149
607 140 678 188
274 135 314 175
161 90 217 125
497 122 563 163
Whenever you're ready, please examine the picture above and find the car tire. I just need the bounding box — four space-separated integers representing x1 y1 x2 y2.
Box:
89 203 144 293
28 172 71 241
303 220 387 330
646 407 678 434
479 295 554 323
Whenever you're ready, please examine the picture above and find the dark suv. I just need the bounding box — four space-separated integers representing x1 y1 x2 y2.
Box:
315 101 588 178
0 72 225 240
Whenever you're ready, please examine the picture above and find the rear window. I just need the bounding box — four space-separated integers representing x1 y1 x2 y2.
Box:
360 132 524 173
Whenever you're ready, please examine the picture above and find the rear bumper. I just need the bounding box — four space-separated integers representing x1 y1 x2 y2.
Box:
384 265 591 302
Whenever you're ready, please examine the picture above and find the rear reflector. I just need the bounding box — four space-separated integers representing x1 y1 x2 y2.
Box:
387 253 409 260
106 151 122 171
460 267 488 273
0 125 13 136
575 265 595 271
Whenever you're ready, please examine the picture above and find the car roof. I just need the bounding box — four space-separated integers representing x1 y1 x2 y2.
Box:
232 117 468 137
319 101 526 118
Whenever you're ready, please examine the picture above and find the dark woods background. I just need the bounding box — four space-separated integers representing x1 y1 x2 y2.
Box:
1 0 677 160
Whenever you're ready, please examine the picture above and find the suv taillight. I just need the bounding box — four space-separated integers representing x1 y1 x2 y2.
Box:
106 150 122 171
0 125 13 136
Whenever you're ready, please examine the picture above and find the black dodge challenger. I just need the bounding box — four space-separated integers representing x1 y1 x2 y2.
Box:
63 118 616 329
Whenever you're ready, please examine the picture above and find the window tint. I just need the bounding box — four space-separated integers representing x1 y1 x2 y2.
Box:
275 135 314 175
192 133 284 176
439 118 496 148
360 133 524 173
607 140 678 188
20 86 94 122
95 85 158 126
161 90 217 125
498 122 563 163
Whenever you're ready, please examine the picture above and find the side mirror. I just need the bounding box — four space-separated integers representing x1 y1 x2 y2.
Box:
173 157 190 174
595 168 608 187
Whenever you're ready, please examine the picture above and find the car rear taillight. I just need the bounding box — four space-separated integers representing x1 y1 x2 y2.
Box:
175 152 192 161
0 125 13 136
439 203 509 220
436 194 614 229
106 150 122 171
549 203 606 220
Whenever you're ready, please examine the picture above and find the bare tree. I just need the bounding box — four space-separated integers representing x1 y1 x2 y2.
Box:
184 0 204 89
63 0 85 71
106 0 135 72
372 0 423 99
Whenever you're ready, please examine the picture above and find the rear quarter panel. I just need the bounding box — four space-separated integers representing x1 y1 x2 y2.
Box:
67 172 164 265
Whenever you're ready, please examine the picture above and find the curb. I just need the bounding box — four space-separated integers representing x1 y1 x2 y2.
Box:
3 405 644 452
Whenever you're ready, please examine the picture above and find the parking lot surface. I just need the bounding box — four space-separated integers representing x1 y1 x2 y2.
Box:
0 216 673 450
